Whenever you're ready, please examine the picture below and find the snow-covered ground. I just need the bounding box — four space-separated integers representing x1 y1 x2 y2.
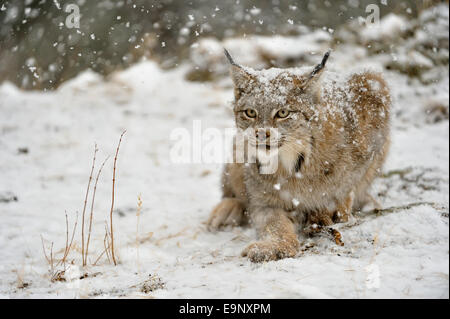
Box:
0 8 448 298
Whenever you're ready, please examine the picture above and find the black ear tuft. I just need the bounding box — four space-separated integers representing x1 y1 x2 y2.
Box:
225 48 253 90
309 50 331 79
224 48 240 68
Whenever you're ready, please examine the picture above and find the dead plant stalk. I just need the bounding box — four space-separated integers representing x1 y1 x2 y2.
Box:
85 156 110 265
110 130 126 265
81 144 98 266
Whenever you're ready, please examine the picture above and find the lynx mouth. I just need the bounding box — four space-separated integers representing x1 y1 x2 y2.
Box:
253 141 283 150
258 143 274 151
246 133 283 150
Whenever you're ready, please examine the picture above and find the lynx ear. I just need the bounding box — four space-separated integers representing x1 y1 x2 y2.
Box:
224 48 240 69
224 48 253 98
302 50 331 90
308 50 331 81
293 50 330 101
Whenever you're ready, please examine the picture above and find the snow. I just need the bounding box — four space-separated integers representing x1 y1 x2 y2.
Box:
0 8 448 299
360 13 410 42
189 29 332 79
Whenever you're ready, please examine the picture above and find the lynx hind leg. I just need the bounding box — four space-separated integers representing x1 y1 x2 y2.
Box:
354 137 390 211
305 190 355 228
304 206 347 246
207 198 246 230
333 191 355 223
306 210 334 227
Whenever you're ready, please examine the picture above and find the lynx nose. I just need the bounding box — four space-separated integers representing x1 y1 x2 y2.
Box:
255 128 272 142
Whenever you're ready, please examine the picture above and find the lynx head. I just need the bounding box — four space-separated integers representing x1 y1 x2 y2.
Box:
224 49 330 174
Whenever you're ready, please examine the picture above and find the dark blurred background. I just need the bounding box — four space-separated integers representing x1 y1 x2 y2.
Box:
0 0 446 90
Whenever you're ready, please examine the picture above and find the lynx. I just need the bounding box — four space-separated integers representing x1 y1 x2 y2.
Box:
207 49 391 262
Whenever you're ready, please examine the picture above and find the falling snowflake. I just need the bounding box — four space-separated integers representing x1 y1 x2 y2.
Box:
250 7 261 16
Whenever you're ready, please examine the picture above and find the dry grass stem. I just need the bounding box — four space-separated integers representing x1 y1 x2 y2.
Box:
110 130 126 265
85 156 110 265
40 235 51 265
136 194 142 271
93 236 111 266
104 223 112 264
41 133 126 276
81 144 98 266
57 212 78 267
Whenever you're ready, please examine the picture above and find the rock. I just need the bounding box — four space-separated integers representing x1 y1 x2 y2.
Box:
0 192 18 203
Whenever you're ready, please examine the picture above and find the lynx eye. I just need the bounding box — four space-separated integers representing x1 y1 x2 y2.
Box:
275 109 290 119
244 109 257 118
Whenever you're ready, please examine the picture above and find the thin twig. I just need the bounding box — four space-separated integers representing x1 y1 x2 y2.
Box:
93 239 111 266
85 156 110 265
104 223 112 264
110 131 126 265
82 144 98 266
40 235 51 264
49 242 54 273
362 201 447 216
136 194 142 272
57 212 78 267
341 201 448 230
63 212 69 268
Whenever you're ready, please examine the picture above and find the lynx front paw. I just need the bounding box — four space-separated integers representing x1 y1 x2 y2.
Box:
207 198 246 230
241 240 299 263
